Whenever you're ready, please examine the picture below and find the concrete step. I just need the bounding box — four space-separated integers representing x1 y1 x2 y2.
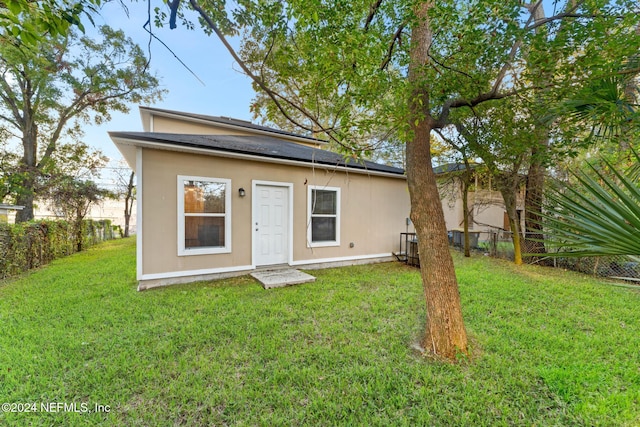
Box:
251 269 316 289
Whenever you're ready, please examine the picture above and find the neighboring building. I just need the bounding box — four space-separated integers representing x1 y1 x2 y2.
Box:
30 198 137 235
109 107 411 290
435 163 525 235
0 204 24 224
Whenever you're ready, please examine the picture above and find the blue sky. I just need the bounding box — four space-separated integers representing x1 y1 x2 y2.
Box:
86 0 564 181
85 1 257 169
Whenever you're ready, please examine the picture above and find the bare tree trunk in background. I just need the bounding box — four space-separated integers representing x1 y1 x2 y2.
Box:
123 171 135 237
462 179 471 258
523 1 550 262
524 142 548 261
497 174 524 265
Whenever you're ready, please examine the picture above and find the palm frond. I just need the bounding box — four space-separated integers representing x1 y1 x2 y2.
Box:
541 150 640 259
556 77 639 140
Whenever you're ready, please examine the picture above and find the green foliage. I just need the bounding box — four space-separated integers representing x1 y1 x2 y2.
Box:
0 143 23 201
541 150 640 260
551 75 640 141
0 239 639 425
46 177 113 251
0 218 114 279
0 21 164 220
177 0 640 146
0 0 100 46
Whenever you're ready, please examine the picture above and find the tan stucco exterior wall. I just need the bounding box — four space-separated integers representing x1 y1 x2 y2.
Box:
150 115 256 136
140 148 410 277
440 187 524 232
150 115 322 148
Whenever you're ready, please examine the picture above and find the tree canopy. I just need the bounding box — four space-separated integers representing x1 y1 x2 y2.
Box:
0 0 100 46
158 0 640 360
0 21 164 221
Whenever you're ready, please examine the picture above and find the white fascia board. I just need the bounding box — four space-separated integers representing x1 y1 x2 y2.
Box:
136 147 143 281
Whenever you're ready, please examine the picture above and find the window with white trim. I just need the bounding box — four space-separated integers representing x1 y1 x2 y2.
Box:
178 176 231 256
307 185 340 247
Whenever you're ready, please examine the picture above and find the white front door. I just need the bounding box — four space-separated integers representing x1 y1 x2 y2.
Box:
254 184 290 266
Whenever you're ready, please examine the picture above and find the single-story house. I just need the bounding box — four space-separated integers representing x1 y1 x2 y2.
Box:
109 107 411 290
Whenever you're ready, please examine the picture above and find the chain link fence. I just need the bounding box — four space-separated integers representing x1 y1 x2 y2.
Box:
450 229 640 282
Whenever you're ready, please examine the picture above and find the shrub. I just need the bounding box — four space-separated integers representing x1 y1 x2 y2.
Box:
0 219 116 279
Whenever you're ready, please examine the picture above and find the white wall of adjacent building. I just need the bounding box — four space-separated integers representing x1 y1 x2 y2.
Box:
7 198 137 234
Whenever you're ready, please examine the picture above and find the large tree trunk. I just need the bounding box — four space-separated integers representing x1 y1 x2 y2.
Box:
505 199 523 266
15 190 35 223
407 1 468 359
15 168 36 223
15 122 38 223
406 122 468 359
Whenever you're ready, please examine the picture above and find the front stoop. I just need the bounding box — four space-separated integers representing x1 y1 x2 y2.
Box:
251 269 316 289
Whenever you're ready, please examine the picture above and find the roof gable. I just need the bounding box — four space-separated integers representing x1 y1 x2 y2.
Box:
139 106 327 146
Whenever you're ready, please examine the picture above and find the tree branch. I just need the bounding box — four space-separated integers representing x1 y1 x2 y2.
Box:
0 73 24 129
380 23 405 70
39 84 138 168
427 51 475 81
0 113 19 129
524 0 593 33
435 0 596 128
364 0 383 31
167 0 180 29
187 0 349 148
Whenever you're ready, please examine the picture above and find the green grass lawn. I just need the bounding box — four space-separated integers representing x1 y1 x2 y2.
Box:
1 238 639 426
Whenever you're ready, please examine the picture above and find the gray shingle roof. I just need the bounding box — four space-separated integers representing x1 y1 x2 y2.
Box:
140 106 325 144
109 132 406 175
433 163 477 175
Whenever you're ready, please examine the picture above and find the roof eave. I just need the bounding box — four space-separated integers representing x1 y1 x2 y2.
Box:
0 204 24 210
110 135 406 180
